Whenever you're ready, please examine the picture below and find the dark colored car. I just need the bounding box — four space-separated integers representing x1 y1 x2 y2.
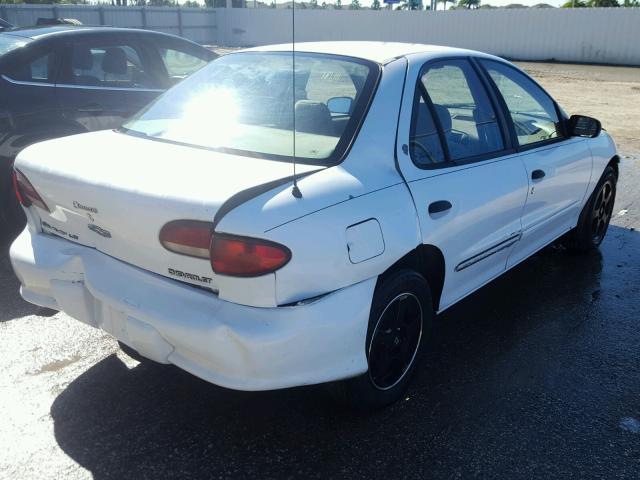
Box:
0 25 216 232
0 18 13 31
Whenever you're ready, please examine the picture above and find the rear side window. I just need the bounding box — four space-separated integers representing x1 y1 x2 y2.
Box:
69 42 156 89
481 60 561 147
4 52 56 84
417 59 504 163
409 94 446 167
159 47 208 84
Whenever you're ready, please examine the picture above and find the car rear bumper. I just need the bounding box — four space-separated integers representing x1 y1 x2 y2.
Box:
10 229 373 391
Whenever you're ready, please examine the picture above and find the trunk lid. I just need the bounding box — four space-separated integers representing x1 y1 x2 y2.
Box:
15 130 317 290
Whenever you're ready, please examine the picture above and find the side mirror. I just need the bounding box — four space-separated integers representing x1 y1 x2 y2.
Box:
327 96 353 115
568 115 601 138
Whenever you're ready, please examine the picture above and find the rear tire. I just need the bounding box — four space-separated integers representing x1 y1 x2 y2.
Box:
330 269 433 411
565 166 617 253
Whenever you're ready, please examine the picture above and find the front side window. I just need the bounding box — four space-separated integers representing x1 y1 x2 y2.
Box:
122 52 378 165
481 60 561 147
419 59 504 162
69 42 155 89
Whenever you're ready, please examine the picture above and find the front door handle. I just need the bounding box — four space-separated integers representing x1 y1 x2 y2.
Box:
532 169 546 180
78 104 104 113
428 200 452 215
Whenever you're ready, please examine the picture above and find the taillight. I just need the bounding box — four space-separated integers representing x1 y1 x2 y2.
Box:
12 169 49 212
211 233 291 277
159 221 291 277
159 220 212 258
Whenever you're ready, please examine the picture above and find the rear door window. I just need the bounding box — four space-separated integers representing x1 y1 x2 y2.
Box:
418 59 504 162
67 41 157 89
158 47 208 84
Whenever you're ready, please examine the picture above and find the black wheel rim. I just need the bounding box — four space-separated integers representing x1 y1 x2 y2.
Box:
591 179 615 244
368 293 423 391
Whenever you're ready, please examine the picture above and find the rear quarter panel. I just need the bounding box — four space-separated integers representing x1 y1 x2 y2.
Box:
215 58 422 305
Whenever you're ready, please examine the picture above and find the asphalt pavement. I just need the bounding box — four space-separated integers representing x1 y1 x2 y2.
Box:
1 157 639 479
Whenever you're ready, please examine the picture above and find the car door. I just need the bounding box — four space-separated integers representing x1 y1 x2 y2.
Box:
477 60 593 268
396 56 530 311
55 33 164 133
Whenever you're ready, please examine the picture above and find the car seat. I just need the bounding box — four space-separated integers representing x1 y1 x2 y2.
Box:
101 47 128 83
294 100 334 137
72 46 100 86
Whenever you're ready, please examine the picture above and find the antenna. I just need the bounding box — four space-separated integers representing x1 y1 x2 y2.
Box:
291 0 302 199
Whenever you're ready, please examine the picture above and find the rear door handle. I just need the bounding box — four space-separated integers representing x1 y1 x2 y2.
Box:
428 200 452 215
532 169 546 180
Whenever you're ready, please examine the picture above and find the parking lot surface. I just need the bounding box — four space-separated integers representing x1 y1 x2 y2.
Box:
1 61 639 480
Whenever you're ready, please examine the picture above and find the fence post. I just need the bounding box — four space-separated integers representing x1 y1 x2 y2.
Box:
52 5 59 20
178 7 183 37
98 6 105 26
141 6 147 29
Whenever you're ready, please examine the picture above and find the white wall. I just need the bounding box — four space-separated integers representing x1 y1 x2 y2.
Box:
216 8 640 66
1 5 639 66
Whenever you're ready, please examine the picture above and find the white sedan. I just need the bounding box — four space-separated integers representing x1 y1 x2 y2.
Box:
10 42 618 409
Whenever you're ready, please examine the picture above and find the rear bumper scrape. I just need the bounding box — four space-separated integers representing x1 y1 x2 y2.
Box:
10 228 373 391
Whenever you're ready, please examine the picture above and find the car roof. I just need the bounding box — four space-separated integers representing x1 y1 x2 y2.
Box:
2 25 176 41
243 41 496 64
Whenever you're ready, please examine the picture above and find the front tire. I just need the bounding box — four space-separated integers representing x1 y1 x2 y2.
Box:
565 165 617 253
332 269 433 410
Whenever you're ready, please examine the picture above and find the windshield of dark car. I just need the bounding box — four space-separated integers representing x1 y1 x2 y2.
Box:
122 51 378 165
0 35 29 55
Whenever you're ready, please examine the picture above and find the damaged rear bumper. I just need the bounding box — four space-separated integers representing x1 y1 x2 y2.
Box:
10 228 373 391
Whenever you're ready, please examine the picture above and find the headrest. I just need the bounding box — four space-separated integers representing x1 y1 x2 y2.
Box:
72 46 93 71
433 104 452 132
101 47 127 75
295 100 333 136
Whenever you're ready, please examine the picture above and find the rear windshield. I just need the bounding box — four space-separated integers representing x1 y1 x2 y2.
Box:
0 35 29 56
121 51 379 165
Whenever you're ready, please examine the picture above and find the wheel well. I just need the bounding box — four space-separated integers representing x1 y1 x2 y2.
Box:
378 245 446 312
608 155 620 180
